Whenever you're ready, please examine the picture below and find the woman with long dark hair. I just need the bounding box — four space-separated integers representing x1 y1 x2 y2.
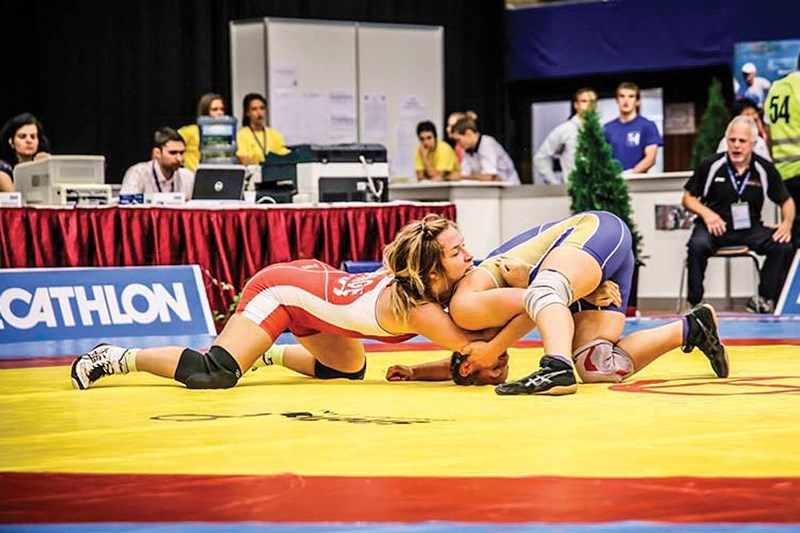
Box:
235 93 289 165
0 113 51 192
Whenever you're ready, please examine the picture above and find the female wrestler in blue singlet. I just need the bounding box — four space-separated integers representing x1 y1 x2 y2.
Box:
479 210 634 314
446 210 727 395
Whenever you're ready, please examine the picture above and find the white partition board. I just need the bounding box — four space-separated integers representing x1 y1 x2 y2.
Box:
230 20 266 123
230 18 443 172
357 24 444 180
265 19 358 145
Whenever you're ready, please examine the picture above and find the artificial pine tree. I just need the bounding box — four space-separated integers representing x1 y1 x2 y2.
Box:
691 78 730 169
568 107 643 263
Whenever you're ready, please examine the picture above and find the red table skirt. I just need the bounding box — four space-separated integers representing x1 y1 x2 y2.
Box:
0 203 456 325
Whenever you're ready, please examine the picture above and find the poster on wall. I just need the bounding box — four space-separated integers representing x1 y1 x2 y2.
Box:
655 205 694 231
732 39 800 111
362 93 388 142
664 103 695 135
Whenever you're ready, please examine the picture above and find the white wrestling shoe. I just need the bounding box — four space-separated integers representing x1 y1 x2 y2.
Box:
70 343 130 390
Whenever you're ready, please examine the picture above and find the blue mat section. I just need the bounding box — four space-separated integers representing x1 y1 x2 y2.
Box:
3 521 799 532
624 314 800 340
2 315 799 360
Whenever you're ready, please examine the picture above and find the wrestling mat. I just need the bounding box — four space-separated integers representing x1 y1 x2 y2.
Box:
1 324 799 531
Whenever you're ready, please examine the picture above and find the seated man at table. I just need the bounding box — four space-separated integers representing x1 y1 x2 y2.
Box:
120 127 195 201
449 117 520 185
414 120 459 181
682 115 795 314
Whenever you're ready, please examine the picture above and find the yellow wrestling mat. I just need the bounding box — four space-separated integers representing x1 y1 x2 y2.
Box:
1 345 799 479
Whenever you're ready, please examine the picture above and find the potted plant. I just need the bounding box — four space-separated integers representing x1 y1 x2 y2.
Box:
568 107 644 315
691 78 730 168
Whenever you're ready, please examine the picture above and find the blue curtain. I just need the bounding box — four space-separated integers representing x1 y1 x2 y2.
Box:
506 0 799 81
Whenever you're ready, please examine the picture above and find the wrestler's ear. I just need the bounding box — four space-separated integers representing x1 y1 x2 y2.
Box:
458 358 473 377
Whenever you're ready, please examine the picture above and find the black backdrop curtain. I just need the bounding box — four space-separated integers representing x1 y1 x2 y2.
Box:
1 1 506 183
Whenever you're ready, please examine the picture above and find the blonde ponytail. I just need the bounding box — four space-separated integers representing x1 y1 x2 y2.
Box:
382 214 458 320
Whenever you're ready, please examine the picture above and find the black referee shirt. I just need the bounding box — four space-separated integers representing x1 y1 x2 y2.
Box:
683 152 789 227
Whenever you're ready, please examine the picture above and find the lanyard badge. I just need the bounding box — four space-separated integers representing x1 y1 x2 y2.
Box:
727 164 751 230
151 163 175 193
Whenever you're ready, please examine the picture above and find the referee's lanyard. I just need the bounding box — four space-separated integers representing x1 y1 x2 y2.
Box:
250 126 268 157
152 162 175 193
726 163 751 230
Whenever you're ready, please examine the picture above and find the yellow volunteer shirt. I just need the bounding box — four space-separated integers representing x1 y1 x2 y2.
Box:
414 140 460 178
766 72 800 181
236 126 290 164
177 124 201 172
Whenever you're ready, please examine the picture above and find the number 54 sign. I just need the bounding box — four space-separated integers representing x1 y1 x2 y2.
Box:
768 94 791 123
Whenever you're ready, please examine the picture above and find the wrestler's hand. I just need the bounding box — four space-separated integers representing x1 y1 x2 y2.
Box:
584 280 622 308
494 255 532 288
386 365 414 381
462 340 500 370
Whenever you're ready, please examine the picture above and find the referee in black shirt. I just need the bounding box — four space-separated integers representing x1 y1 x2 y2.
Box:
682 116 795 313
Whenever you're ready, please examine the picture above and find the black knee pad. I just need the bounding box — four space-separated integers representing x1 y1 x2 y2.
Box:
175 346 242 389
314 359 366 380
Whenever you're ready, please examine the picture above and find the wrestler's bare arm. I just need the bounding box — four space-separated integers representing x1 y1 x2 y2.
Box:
382 298 500 383
386 358 451 381
463 313 534 367
449 270 527 330
405 301 489 353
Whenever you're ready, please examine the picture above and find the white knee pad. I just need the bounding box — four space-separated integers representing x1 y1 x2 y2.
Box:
523 269 573 320
572 339 633 383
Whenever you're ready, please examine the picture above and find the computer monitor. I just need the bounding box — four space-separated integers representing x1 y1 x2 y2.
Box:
191 164 246 201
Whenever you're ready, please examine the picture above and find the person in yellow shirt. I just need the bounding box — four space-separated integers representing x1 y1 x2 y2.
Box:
236 93 289 165
765 52 800 248
177 93 227 172
414 121 459 181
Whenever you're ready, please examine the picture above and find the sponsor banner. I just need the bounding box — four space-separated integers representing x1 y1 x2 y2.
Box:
0 266 216 343
775 250 800 315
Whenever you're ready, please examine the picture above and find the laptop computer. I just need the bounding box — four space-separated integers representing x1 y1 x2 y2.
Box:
191 164 246 201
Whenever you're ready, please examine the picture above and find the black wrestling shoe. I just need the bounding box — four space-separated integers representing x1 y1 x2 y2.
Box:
683 303 729 378
495 355 577 396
